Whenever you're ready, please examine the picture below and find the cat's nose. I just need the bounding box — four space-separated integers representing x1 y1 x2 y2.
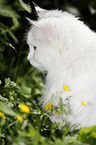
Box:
27 54 31 61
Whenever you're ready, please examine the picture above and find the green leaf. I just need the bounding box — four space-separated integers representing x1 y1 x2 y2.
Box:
0 80 2 85
0 102 18 117
4 78 18 88
20 84 31 98
78 126 96 144
53 138 85 145
0 4 19 23
19 0 31 13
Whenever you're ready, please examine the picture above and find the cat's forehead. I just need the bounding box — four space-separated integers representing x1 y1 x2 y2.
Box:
27 27 36 45
27 26 48 46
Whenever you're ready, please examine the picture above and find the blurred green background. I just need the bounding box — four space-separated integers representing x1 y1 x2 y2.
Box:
1 0 96 145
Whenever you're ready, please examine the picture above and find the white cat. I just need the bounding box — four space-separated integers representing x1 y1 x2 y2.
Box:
27 4 96 128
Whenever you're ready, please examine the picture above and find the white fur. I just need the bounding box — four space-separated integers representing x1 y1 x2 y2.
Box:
27 7 96 128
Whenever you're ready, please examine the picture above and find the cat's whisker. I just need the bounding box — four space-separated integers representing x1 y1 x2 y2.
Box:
21 69 38 83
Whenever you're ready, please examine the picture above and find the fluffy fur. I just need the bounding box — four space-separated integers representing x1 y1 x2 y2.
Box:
27 5 96 128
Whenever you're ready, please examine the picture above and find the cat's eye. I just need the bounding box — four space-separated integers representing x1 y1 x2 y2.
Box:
33 46 37 51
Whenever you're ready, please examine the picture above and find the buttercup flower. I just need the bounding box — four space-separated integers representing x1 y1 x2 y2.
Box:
0 112 6 119
63 84 70 91
16 116 22 123
45 103 52 110
20 103 30 113
81 101 87 106
54 112 58 115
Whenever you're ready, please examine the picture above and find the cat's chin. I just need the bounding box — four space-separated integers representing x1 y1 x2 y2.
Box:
28 59 46 71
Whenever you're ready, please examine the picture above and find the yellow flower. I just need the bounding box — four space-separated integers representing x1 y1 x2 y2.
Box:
16 116 22 123
81 101 87 106
45 103 52 110
0 112 6 119
41 129 43 132
63 84 70 91
20 103 30 113
54 112 58 115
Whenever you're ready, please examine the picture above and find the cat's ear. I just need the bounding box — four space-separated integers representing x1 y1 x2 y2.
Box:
26 17 41 28
33 2 47 12
33 2 47 18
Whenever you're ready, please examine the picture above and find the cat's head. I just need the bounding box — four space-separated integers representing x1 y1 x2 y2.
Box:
27 4 74 72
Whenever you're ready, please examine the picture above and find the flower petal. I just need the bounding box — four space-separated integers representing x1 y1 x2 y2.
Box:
63 84 70 91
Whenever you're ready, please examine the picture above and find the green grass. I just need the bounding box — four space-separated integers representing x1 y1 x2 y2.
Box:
0 78 85 145
1 76 96 145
